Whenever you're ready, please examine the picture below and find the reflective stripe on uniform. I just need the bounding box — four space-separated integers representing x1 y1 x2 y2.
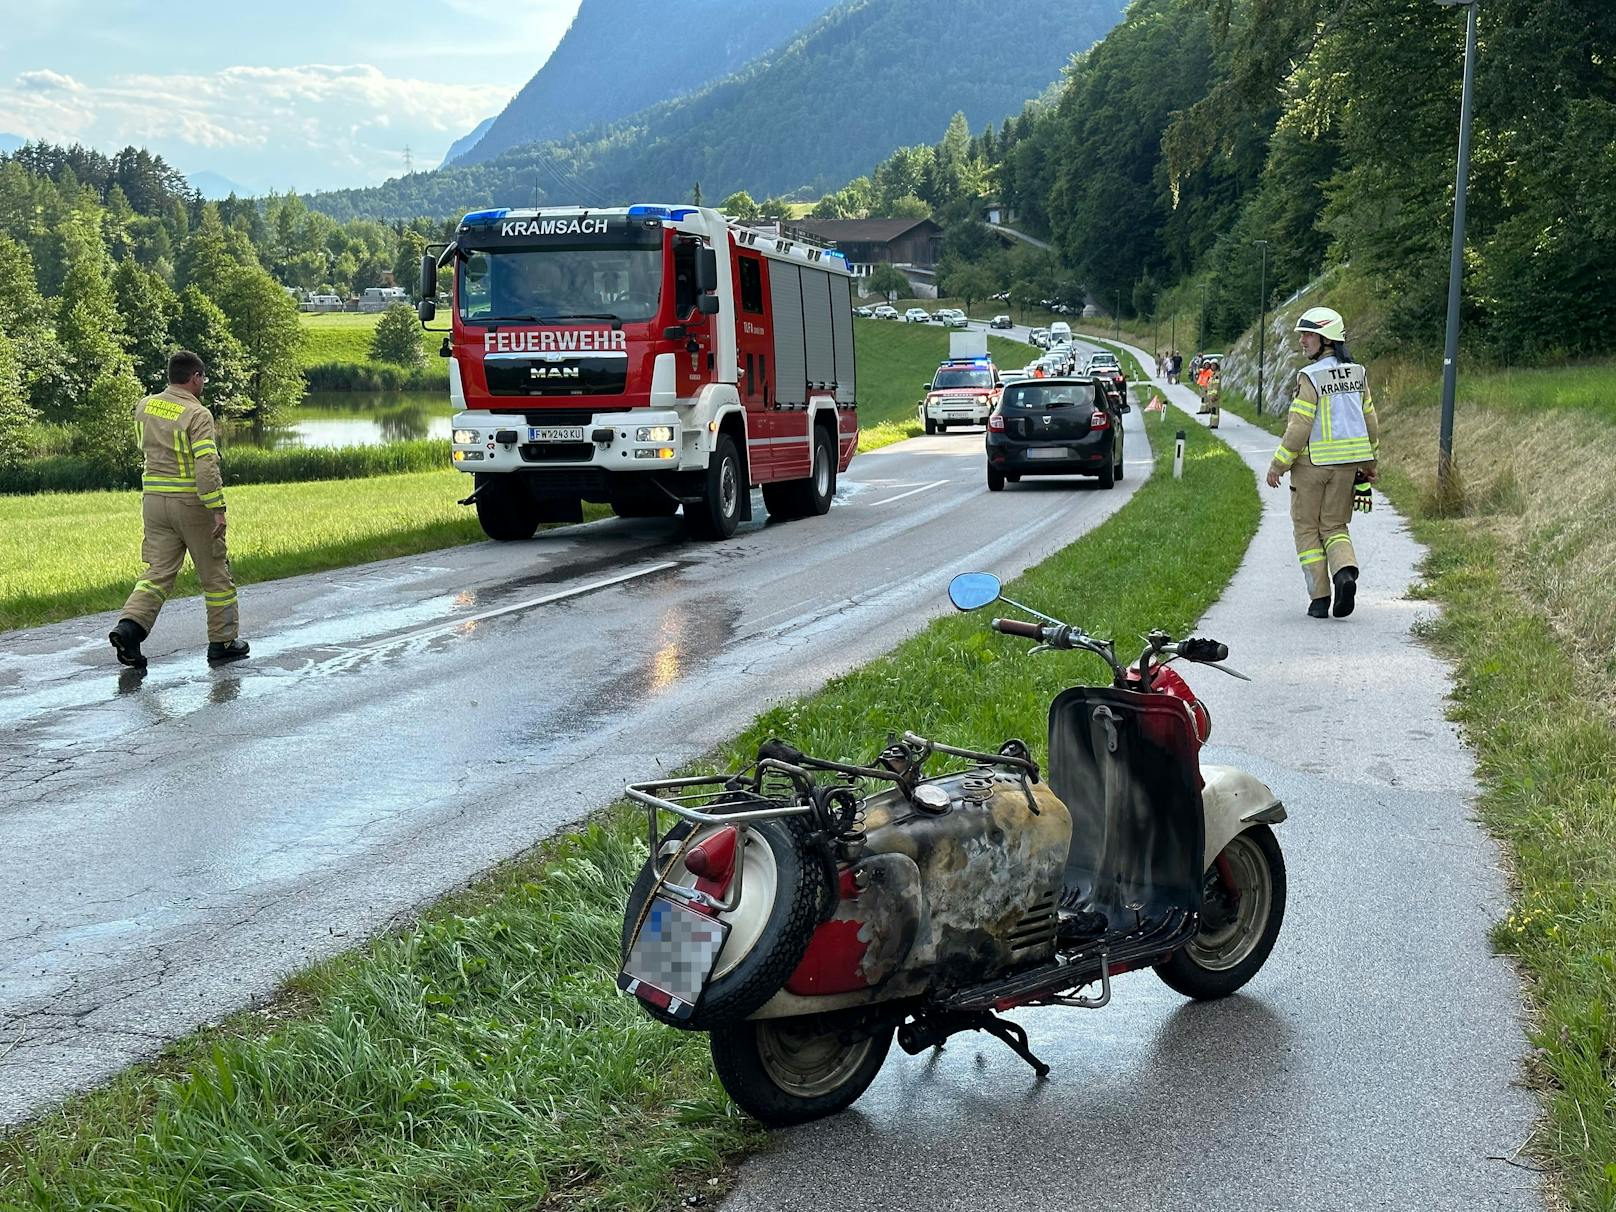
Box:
191 440 218 459
1289 398 1317 418
1298 548 1325 566
133 579 168 600
1325 533 1353 550
198 490 225 509
142 476 198 492
1310 436 1375 462
203 589 238 608
1273 446 1296 466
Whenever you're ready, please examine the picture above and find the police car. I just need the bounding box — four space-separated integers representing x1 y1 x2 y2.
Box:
919 357 1001 434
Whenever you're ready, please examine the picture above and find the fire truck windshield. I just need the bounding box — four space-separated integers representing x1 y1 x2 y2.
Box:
932 369 994 390
458 246 662 324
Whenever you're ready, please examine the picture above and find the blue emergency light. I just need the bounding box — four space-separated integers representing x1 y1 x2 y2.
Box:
461 208 511 224
628 204 699 221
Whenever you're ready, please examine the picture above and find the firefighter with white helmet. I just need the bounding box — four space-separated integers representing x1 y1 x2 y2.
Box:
1264 307 1379 618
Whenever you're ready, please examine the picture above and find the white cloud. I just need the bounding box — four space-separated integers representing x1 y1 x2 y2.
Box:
16 68 82 93
0 62 511 190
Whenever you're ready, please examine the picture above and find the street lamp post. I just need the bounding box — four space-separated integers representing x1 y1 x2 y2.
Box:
1115 289 1122 344
1436 0 1479 497
1254 239 1270 416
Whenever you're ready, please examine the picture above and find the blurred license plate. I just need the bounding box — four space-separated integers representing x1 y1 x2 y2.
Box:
1028 447 1069 459
618 897 729 1021
528 426 585 442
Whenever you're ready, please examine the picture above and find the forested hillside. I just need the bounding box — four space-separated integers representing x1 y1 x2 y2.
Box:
978 0 1615 358
450 0 839 166
306 0 1128 222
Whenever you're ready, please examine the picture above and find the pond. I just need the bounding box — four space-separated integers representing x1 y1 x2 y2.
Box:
221 391 452 450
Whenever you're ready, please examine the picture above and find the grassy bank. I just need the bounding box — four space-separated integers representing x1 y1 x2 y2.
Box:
853 318 1032 450
1368 361 1616 1209
1 471 493 632
0 422 1260 1210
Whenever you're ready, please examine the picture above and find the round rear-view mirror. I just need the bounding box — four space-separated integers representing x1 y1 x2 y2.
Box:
948 572 1002 612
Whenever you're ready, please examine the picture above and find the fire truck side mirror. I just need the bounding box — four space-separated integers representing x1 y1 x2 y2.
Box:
697 294 720 316
419 254 437 301
417 300 437 324
695 248 719 293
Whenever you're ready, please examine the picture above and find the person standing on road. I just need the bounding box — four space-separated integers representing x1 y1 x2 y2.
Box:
109 350 250 668
1264 307 1379 619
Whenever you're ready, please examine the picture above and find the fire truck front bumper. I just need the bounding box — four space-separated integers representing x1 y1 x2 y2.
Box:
450 410 701 474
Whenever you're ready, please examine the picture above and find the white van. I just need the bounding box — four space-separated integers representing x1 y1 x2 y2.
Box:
1049 320 1072 344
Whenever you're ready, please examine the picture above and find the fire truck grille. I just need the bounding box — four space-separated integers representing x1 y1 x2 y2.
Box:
521 410 595 427
486 357 628 397
519 443 595 463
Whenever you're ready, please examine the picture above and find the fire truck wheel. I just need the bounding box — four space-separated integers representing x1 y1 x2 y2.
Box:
474 475 541 541
622 818 828 1030
800 427 837 516
686 435 743 540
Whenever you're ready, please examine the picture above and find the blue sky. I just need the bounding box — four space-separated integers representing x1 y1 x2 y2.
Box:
0 0 582 192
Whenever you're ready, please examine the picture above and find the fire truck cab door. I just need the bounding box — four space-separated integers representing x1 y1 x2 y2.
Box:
672 238 712 397
733 249 774 477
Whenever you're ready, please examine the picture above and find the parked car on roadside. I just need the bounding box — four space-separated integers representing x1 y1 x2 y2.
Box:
854 305 874 317
873 304 899 319
905 307 932 323
985 374 1129 492
991 314 1013 329
936 308 969 328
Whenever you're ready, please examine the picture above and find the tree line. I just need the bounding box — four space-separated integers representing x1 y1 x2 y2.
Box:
821 0 1616 361
0 143 449 475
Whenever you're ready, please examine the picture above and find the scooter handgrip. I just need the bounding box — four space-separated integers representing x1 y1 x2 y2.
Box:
992 618 1045 640
1181 637 1230 663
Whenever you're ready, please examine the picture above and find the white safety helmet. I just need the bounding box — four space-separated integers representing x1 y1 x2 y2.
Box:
1294 306 1346 343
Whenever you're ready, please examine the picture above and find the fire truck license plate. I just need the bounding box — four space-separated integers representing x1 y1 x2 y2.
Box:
618 897 729 1020
528 426 586 442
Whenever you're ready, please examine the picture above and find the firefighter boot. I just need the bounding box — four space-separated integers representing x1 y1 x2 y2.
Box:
1307 597 1331 619
1332 567 1358 618
207 639 251 664
109 619 149 668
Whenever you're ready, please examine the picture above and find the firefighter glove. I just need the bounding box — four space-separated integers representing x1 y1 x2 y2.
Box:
1353 480 1373 513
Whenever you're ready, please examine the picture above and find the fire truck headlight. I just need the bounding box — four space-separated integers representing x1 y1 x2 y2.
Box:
453 429 479 444
633 447 678 460
636 425 676 442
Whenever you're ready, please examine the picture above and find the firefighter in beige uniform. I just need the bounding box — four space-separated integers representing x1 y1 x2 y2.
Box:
1264 308 1378 619
109 350 250 668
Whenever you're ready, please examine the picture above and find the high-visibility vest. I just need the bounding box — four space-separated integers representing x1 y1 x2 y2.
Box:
1300 356 1373 466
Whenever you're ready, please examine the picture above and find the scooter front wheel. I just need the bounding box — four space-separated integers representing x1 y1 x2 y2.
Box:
1155 824 1286 1000
710 1017 894 1127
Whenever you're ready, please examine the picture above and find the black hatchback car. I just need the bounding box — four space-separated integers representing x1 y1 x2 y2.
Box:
985 375 1128 491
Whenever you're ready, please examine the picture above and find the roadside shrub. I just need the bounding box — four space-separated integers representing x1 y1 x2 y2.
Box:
302 361 449 391
370 303 427 368
0 439 448 495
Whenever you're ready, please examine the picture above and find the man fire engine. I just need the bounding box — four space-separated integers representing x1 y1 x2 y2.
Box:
419 204 860 541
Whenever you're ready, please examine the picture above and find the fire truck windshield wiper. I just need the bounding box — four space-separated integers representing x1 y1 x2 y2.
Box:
541 312 621 322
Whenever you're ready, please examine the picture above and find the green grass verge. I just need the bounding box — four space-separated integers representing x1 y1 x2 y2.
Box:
0 421 1259 1210
852 318 1032 451
0 472 585 632
1390 498 1616 1209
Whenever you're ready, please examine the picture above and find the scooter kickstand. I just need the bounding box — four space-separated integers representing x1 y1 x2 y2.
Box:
979 1013 1050 1078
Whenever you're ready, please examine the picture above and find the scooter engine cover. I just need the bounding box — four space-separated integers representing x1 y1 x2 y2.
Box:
1048 687 1205 921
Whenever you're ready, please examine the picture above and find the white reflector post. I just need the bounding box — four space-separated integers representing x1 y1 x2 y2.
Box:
1174 430 1186 480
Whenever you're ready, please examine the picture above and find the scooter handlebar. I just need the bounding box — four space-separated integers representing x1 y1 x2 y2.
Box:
992 618 1046 640
1177 637 1230 664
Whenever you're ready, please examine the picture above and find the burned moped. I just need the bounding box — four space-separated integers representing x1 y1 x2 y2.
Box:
618 572 1288 1125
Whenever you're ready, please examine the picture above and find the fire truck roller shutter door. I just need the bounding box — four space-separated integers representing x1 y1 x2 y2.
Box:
768 261 807 410
831 274 855 406
802 269 835 390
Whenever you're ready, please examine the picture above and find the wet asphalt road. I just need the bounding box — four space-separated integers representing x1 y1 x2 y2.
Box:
0 355 1147 1124
721 349 1541 1210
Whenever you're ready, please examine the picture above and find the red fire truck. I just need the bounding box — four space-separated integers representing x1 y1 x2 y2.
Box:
418 204 859 541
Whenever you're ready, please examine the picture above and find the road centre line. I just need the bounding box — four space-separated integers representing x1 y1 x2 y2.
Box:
869 479 950 507
354 561 680 651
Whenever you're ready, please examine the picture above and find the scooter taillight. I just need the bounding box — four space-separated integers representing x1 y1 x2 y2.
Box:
685 826 737 887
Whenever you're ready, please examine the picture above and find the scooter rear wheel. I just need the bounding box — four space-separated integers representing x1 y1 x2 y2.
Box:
710 1017 894 1127
1155 824 1286 1000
